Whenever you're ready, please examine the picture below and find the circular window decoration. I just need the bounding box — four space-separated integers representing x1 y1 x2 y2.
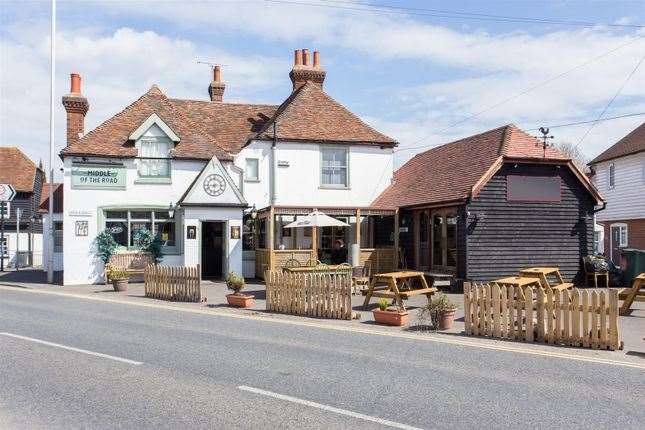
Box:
203 174 226 197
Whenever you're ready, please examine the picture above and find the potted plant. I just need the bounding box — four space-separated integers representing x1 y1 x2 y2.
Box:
372 298 409 326
420 294 458 330
226 272 254 308
106 264 129 292
96 229 118 284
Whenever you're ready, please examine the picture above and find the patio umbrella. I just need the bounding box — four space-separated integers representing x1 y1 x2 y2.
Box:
283 210 349 228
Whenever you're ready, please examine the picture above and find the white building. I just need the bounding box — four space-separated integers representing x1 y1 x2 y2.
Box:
57 49 398 285
589 122 645 263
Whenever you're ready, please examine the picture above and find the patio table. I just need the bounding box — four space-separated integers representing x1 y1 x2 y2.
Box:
362 271 437 311
518 267 573 292
619 273 645 315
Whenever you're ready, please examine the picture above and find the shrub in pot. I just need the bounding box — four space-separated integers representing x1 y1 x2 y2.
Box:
373 298 409 326
226 272 253 308
419 294 457 330
106 264 129 292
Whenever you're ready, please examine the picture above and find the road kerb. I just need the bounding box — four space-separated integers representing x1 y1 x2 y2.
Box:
1 284 644 370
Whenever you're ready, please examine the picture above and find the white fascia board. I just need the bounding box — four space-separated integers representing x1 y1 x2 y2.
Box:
129 113 180 143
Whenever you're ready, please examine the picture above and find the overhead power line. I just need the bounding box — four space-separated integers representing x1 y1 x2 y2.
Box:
576 52 645 145
266 0 645 28
394 33 645 154
525 112 645 131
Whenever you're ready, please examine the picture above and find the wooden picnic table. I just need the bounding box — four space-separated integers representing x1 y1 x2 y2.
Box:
619 273 645 315
282 264 352 273
493 276 543 288
518 267 573 292
362 271 437 311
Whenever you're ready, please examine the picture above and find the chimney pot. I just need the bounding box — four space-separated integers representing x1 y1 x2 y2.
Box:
294 49 303 66
70 73 81 93
313 51 320 68
213 65 221 83
302 49 310 66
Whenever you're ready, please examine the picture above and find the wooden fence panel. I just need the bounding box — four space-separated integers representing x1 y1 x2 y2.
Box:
265 271 352 320
144 265 201 302
464 284 620 350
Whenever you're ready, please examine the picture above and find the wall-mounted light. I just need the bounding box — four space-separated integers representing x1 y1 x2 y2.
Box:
250 204 257 220
168 202 175 219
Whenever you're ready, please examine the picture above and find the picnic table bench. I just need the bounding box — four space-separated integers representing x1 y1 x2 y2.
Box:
362 271 437 311
619 273 645 315
518 267 573 292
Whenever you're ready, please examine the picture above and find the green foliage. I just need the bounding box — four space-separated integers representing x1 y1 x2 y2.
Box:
226 271 246 294
105 264 129 281
96 229 118 264
378 298 389 311
132 228 163 264
419 294 457 329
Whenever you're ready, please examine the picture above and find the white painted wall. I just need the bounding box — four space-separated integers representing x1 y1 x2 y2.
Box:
183 207 244 277
592 152 645 222
236 140 394 209
1 232 42 268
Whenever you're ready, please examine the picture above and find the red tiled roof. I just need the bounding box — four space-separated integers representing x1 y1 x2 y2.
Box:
589 121 645 164
372 124 569 209
39 183 63 213
61 86 233 161
170 100 277 153
253 83 397 146
0 147 41 193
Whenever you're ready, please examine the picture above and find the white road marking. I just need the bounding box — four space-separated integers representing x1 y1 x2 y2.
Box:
238 385 423 430
2 285 644 370
0 332 143 366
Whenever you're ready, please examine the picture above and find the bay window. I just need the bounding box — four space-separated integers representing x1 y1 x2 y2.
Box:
321 146 349 188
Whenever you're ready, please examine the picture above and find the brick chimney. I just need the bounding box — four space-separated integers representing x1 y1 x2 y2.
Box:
289 49 326 91
208 65 226 102
62 73 89 146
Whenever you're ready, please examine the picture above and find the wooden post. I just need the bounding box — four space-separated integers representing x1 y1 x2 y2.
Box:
355 208 361 247
268 206 275 271
393 209 400 270
412 211 420 269
311 226 318 261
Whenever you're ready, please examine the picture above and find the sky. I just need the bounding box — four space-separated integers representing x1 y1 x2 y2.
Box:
1 0 645 178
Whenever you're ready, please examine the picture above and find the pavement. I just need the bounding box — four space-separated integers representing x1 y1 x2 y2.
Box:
1 283 645 429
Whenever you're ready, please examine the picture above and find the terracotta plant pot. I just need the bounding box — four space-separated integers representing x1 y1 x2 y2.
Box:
226 293 254 308
112 278 129 292
373 309 409 326
438 309 457 330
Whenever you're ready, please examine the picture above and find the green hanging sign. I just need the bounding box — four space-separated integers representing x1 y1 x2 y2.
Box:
71 164 126 190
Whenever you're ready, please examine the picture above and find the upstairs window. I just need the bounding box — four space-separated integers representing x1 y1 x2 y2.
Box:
245 158 259 182
321 146 349 188
608 163 615 188
138 137 171 178
507 175 561 202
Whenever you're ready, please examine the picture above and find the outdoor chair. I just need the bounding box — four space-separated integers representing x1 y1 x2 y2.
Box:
352 260 372 295
305 259 322 267
583 256 609 288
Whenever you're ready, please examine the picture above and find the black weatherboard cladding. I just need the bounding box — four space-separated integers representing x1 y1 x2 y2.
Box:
465 163 595 284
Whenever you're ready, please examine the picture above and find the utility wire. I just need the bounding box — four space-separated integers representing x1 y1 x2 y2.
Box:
267 0 645 28
576 52 645 145
394 33 645 154
525 112 645 131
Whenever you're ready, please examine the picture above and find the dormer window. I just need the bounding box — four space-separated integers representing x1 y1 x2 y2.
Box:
129 113 180 183
138 137 171 178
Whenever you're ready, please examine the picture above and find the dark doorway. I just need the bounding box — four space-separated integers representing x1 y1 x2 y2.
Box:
202 222 224 279
610 225 622 265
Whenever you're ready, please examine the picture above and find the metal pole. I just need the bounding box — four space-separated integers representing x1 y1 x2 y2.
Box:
1 201 5 272
15 208 20 271
47 0 56 283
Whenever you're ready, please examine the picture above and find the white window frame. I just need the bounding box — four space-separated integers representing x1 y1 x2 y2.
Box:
608 163 615 189
136 136 172 180
610 222 628 248
103 208 180 254
244 157 260 182
320 145 350 189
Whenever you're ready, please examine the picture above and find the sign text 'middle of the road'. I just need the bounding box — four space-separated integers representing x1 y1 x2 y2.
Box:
71 164 126 190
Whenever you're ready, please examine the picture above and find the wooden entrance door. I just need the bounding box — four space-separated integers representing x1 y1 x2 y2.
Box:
430 208 458 271
610 225 622 265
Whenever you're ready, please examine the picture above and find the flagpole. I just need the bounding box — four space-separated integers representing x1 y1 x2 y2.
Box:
47 0 56 284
